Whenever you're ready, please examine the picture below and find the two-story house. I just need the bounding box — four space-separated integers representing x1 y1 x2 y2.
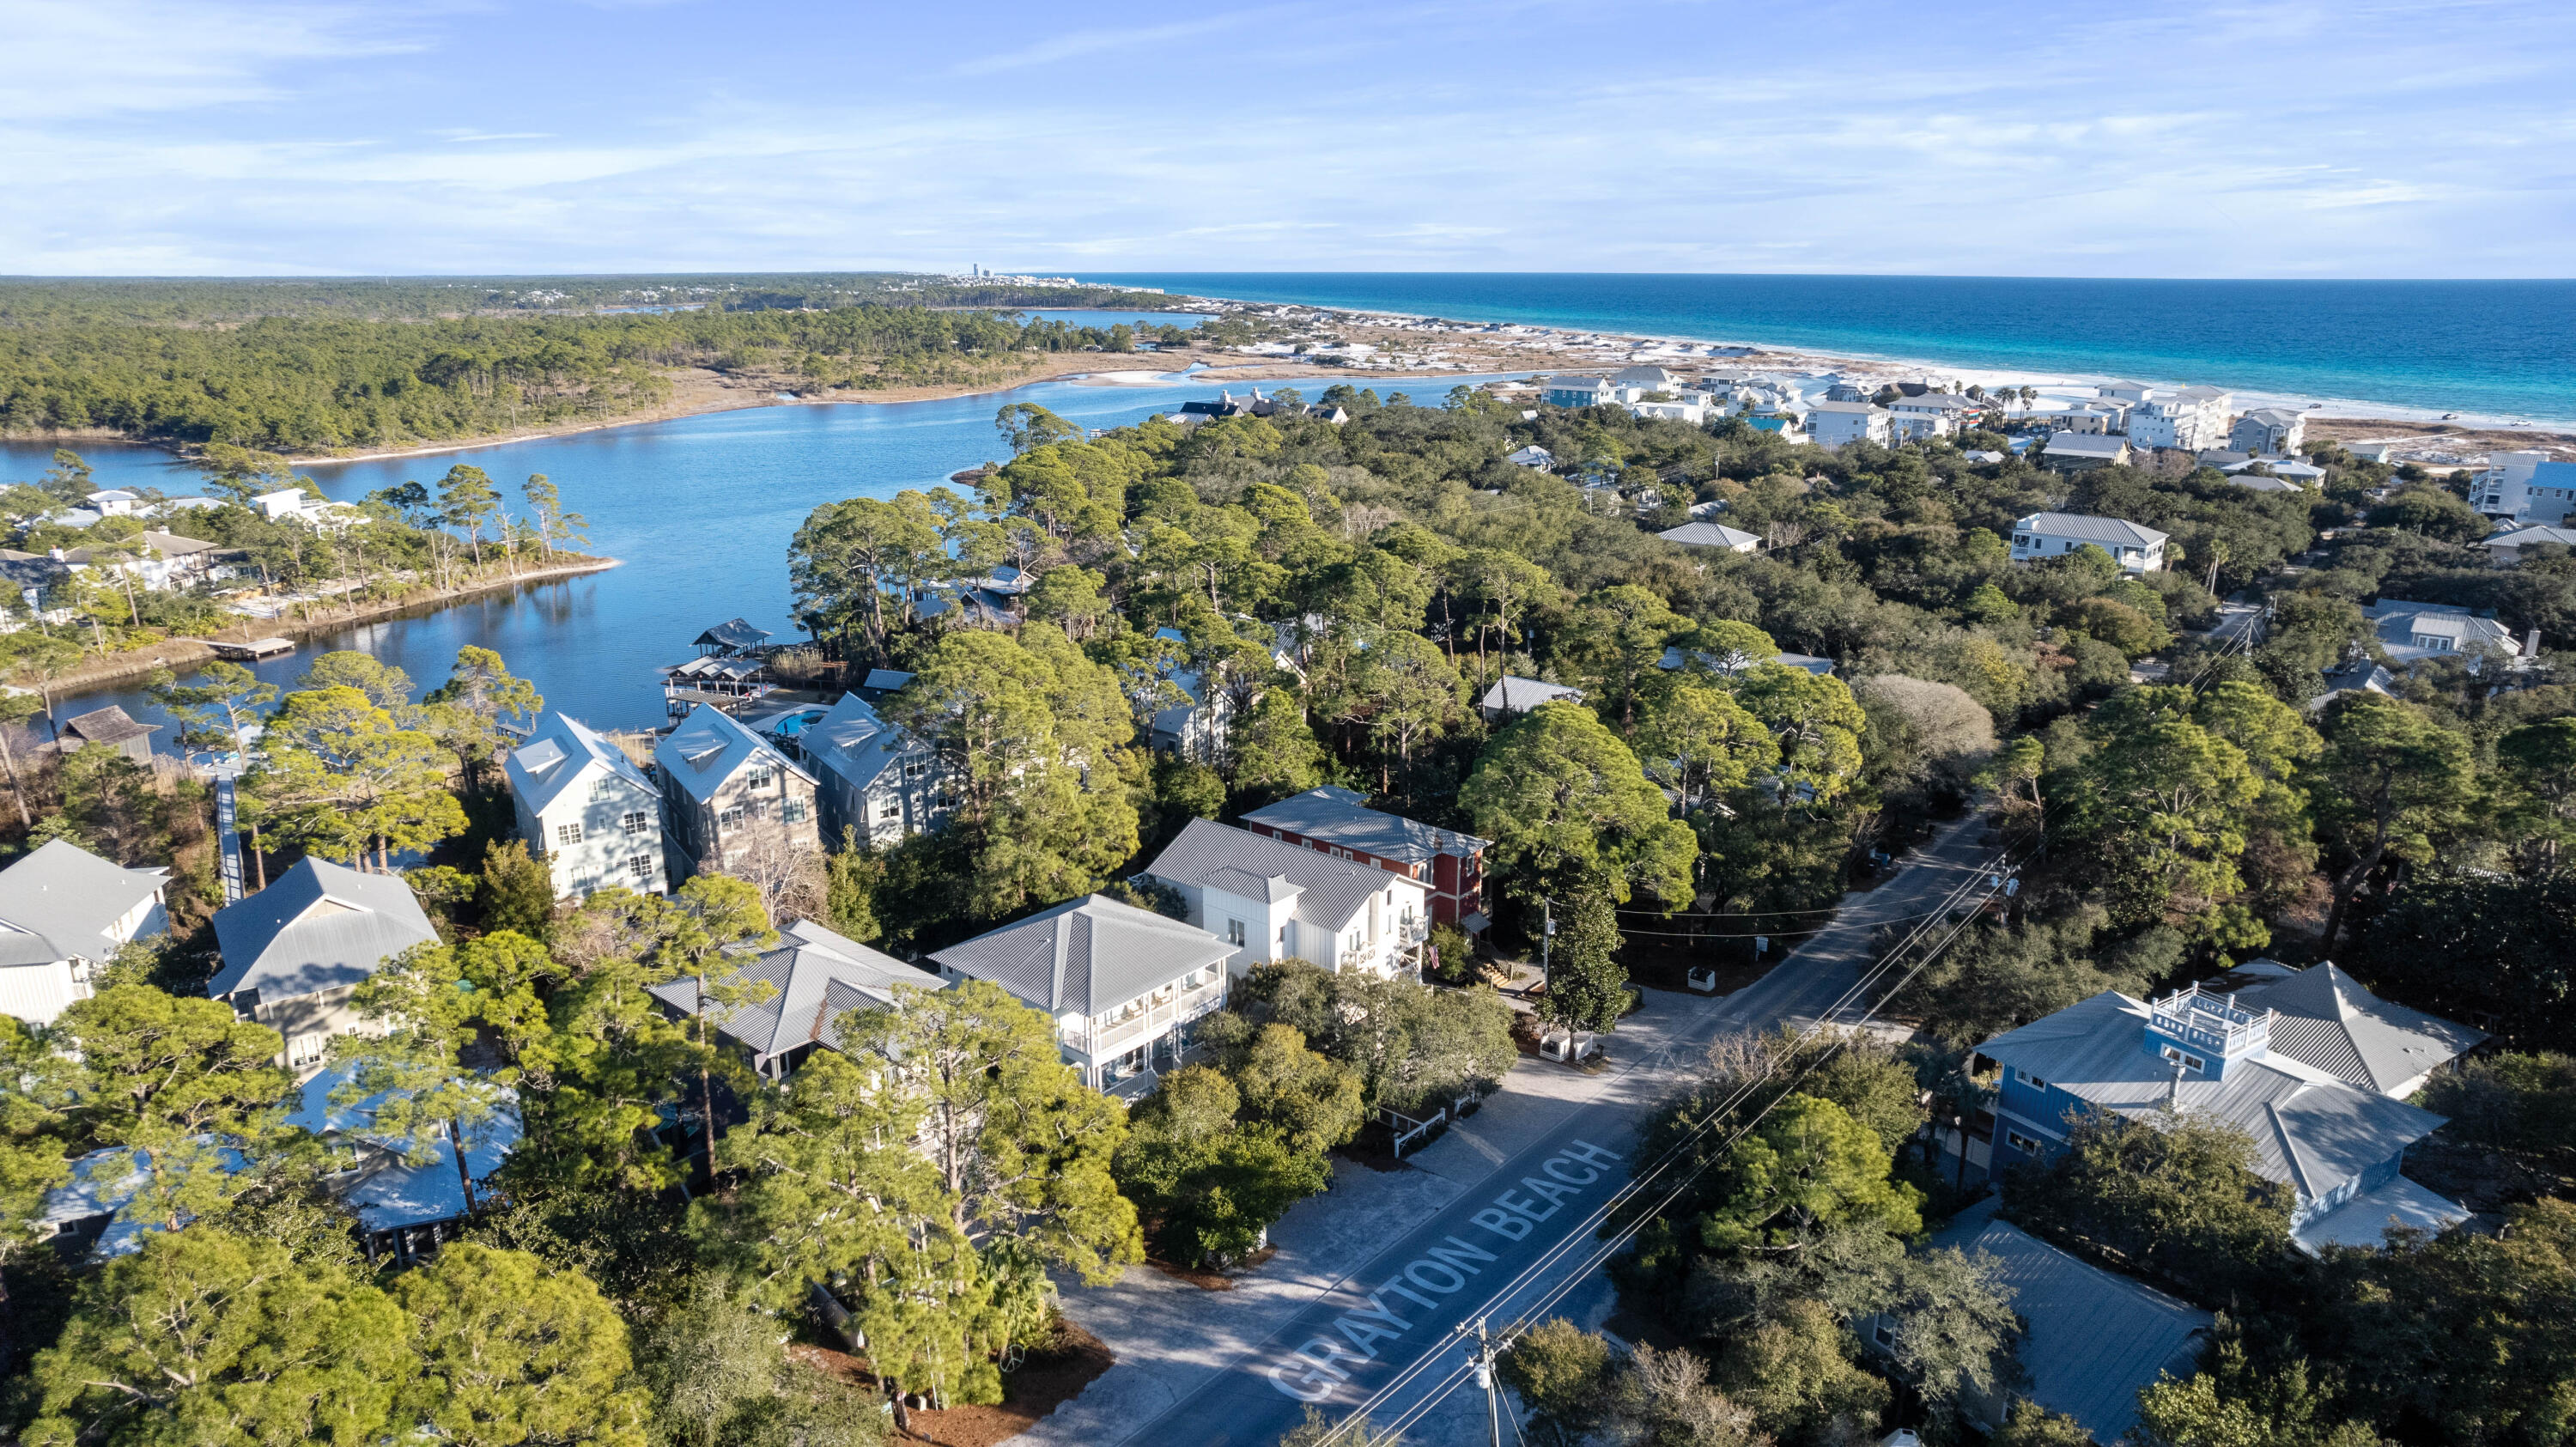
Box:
2038 433 2133 471
2010 513 2168 574
931 894 1234 1090
796 691 955 848
647 916 949 1081
505 712 671 900
1242 785 1492 930
209 858 441 1076
1975 979 2476 1253
1145 818 1431 979
655 703 822 883
1805 400 1892 448
0 841 169 1024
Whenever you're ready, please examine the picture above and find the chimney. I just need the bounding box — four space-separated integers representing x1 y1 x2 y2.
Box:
2526 628 2543 660
47 548 64 562
2168 1060 2184 1109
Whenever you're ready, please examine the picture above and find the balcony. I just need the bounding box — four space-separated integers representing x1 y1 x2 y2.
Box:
1066 976 1224 1059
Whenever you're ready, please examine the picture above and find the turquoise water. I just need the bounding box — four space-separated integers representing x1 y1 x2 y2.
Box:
0 368 1409 734
1091 273 2576 425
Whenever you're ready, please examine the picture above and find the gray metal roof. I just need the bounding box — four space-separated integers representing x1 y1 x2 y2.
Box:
1146 818 1406 933
929 893 1230 1018
2014 511 2167 546
862 668 916 690
804 691 922 796
655 703 814 806
1941 1213 2210 1443
694 618 771 652
2041 434 2134 459
647 917 945 1064
2488 525 2576 549
0 840 167 963
1976 991 2447 1202
505 712 653 817
1480 676 1585 713
1241 786 1490 864
208 858 440 1003
2228 963 2485 1096
1657 521 1761 550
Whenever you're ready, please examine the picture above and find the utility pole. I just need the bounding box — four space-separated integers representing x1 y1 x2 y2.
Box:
1467 1316 1509 1447
1537 897 1554 996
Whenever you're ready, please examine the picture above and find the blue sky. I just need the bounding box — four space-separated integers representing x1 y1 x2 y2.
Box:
4 0 2571 278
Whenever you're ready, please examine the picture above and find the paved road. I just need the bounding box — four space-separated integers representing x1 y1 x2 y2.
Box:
1031 812 2000 1447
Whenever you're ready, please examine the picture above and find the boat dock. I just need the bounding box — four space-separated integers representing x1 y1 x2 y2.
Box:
207 637 295 660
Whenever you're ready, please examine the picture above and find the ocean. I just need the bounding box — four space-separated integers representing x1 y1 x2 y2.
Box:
1089 273 2576 428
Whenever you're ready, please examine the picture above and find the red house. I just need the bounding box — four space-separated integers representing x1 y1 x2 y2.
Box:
1238 787 1491 930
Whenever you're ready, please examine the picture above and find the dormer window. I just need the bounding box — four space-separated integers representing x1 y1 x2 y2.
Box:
2161 1045 2208 1073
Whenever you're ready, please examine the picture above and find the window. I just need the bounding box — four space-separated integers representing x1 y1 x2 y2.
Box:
781 799 808 824
628 854 654 879
2161 1044 2208 1073
2017 1068 2048 1091
623 811 651 836
905 760 927 780
1226 919 1247 947
556 823 584 847
1873 1323 1894 1347
2006 1129 2043 1155
590 775 618 801
1278 925 1289 947
288 1031 331 1068
747 770 772 791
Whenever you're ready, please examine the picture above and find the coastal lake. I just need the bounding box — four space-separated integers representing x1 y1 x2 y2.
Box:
2 368 1439 739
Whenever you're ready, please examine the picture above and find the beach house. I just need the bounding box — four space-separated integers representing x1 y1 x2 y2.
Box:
655 704 823 883
1144 818 1430 979
2010 513 2168 573
795 691 955 848
504 712 671 899
1973 976 2475 1253
1241 785 1492 929
930 894 1234 1090
2230 407 2306 456
1805 400 1892 448
2038 433 2133 471
1656 520 1762 553
2471 451 2576 525
2124 386 2235 452
647 917 948 1080
209 858 442 1075
0 841 169 1024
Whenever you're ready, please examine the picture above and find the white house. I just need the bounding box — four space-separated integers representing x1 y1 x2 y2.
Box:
797 691 955 848
0 841 169 1024
1657 520 1762 553
1630 396 1716 425
930 894 1234 1090
1145 818 1431 980
2010 513 2170 574
2230 407 2306 456
84 489 144 517
2125 386 2234 452
2472 451 2576 524
1805 400 1891 448
210 859 441 1075
1504 444 1555 471
1886 411 1956 443
504 712 671 900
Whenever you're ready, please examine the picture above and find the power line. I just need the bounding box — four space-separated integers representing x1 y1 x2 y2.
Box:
1307 814 2048 1446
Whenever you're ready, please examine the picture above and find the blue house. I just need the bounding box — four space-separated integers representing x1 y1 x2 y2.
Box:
1976 981 2473 1254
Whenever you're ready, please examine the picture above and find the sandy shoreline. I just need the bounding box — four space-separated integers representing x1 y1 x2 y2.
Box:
10 294 2568 471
